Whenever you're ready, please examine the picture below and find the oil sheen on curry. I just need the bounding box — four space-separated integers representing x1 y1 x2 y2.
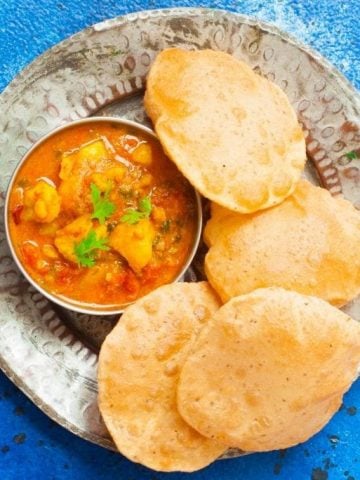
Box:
8 121 198 309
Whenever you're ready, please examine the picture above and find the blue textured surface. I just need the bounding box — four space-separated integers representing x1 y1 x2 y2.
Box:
0 1 360 479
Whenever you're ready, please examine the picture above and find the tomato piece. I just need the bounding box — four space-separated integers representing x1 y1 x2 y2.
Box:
123 270 140 296
142 264 162 284
21 242 51 274
12 204 23 225
21 242 40 269
35 259 51 274
54 261 79 285
105 271 126 289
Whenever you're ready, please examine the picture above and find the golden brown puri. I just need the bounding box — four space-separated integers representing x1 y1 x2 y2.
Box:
205 180 360 306
177 288 360 451
144 48 305 214
98 282 226 472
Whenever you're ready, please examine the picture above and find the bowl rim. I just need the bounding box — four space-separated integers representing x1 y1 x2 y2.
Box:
4 116 203 316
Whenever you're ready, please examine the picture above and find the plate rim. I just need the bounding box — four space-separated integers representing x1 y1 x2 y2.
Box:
0 6 359 453
1 7 359 109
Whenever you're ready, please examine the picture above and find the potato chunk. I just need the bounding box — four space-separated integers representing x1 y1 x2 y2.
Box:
54 215 93 263
109 219 155 271
151 206 166 223
59 139 111 214
22 180 61 223
59 139 109 180
78 139 109 161
55 215 108 264
132 142 152 166
91 166 126 192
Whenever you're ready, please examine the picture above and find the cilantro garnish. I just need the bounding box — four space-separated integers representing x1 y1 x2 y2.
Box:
120 195 152 225
90 183 116 224
345 151 358 160
161 219 171 233
139 196 152 215
74 230 109 267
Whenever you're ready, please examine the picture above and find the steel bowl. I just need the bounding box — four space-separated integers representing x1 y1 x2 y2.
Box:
4 117 203 315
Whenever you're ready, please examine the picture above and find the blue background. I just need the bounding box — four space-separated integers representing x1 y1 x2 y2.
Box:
0 1 359 479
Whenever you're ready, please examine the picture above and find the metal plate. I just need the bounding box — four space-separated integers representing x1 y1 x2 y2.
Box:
0 8 359 455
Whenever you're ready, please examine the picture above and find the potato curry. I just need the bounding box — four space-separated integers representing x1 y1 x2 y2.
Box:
8 121 198 309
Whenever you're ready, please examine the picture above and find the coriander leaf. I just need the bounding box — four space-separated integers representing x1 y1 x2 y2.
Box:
74 229 109 267
345 150 358 160
139 196 152 215
90 183 116 224
96 200 116 224
120 195 152 224
120 210 146 224
77 254 96 268
161 219 171 233
91 182 101 204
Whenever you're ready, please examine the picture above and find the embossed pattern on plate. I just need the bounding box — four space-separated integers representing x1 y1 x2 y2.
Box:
0 8 359 455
